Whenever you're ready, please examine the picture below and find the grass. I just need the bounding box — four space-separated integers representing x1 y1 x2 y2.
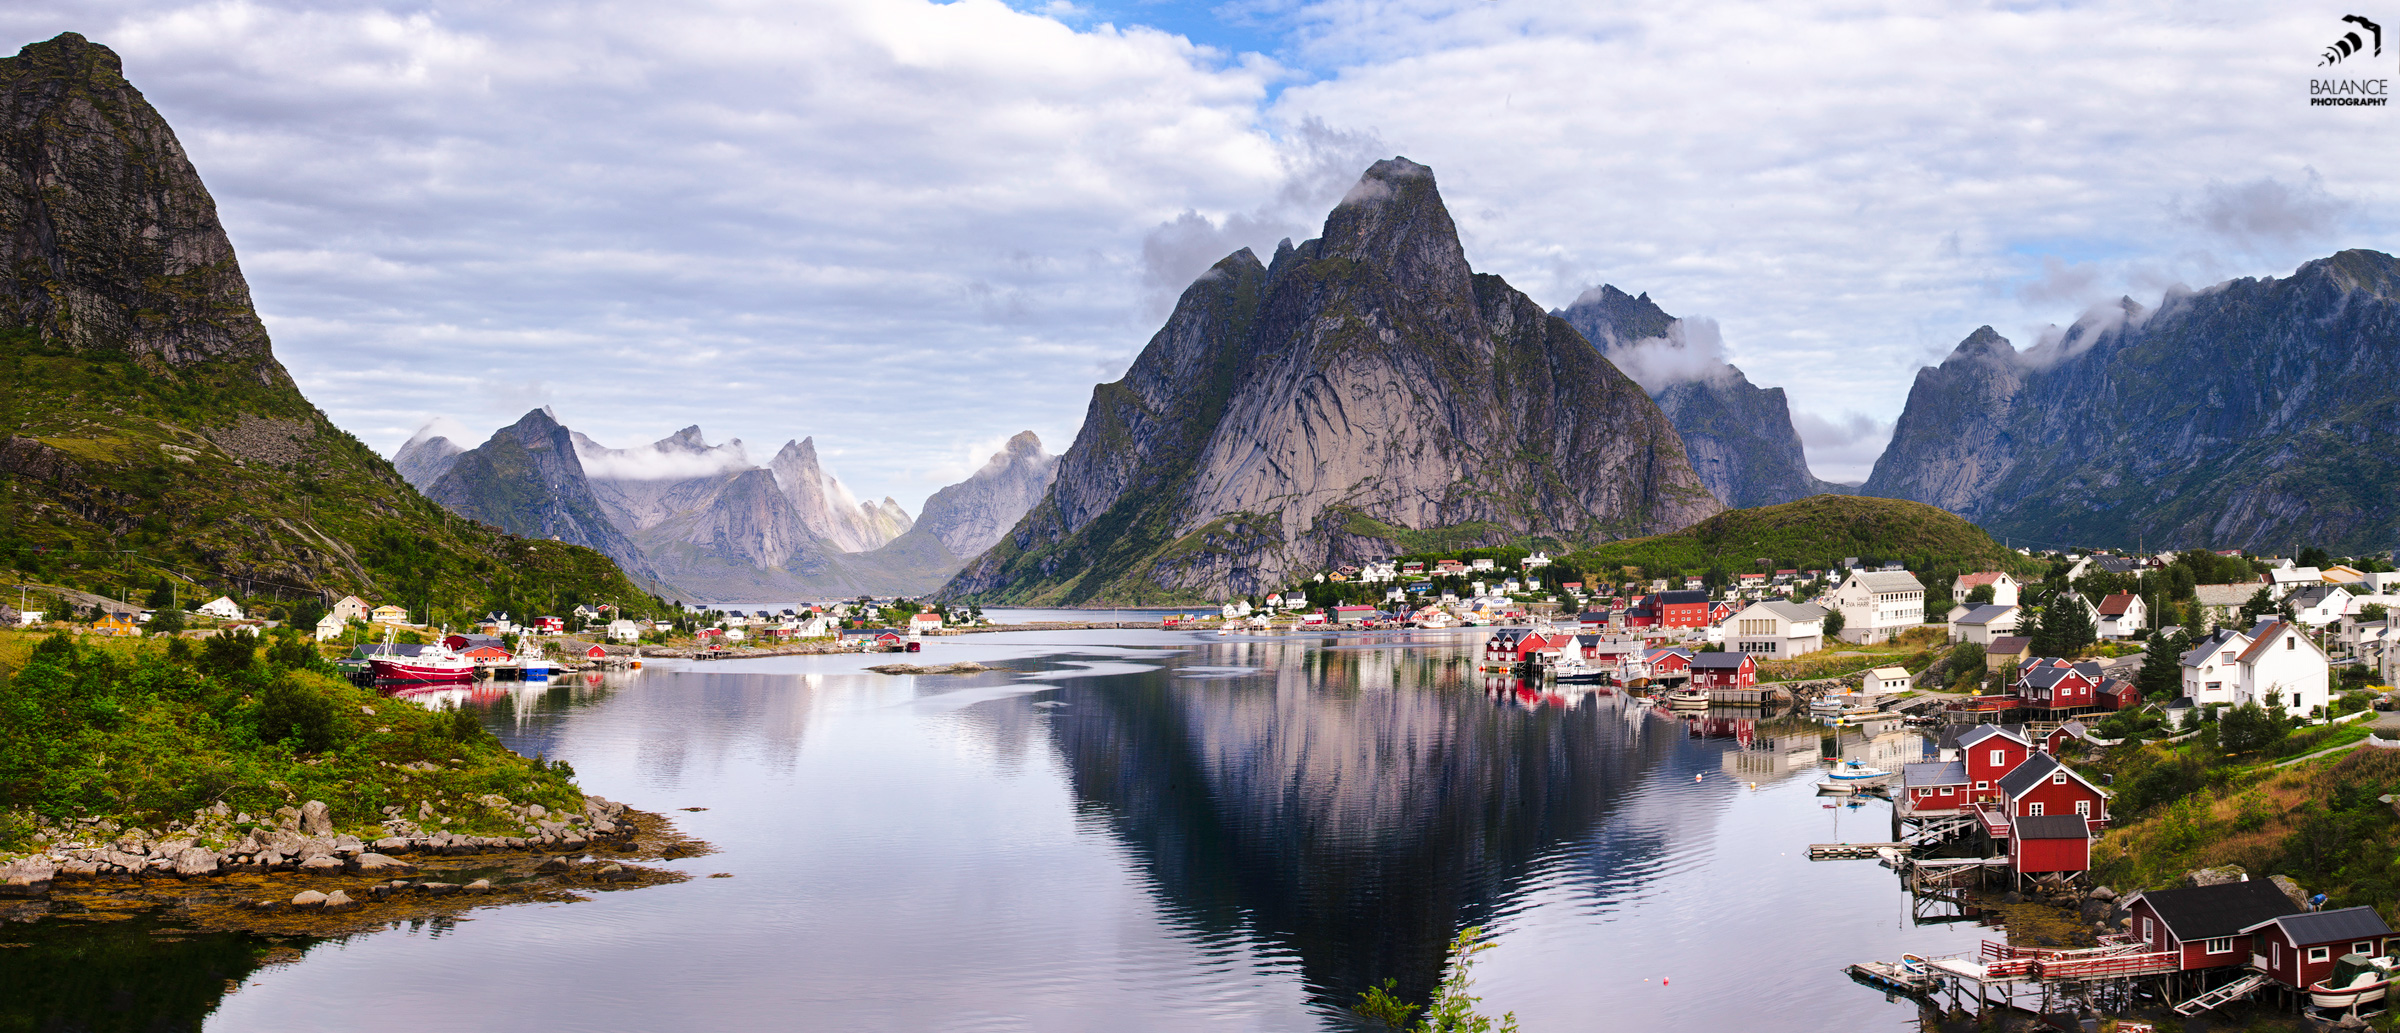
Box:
0 629 584 853
1558 494 2041 583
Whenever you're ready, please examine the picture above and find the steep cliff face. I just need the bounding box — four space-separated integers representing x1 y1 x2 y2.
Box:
0 34 285 388
393 431 464 492
1554 285 1842 508
425 409 658 582
1862 250 2400 552
0 33 659 615
764 437 910 552
911 431 1059 558
944 159 1721 604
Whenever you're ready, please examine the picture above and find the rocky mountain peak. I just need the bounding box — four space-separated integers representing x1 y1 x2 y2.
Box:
659 426 712 452
1 33 281 379
1001 430 1043 457
1314 157 1473 305
1946 326 2017 364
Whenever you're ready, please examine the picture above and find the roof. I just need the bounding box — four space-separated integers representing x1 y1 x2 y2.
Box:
2288 584 2348 608
1745 600 1827 622
2195 583 2264 607
1955 604 2017 626
1578 611 1612 621
1689 651 1750 670
1903 761 1967 787
2129 879 2299 941
1955 571 2009 587
1657 590 1709 605
2241 906 2395 945
2012 814 2091 840
2236 621 2305 665
1987 636 2032 655
1849 570 1926 593
1957 724 2029 749
2094 556 2142 574
2098 593 2139 616
1997 752 2107 801
1867 666 1912 679
2182 628 2248 667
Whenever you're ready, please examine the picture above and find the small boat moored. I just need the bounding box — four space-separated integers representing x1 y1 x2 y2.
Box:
2310 953 2396 1010
1826 759 1893 782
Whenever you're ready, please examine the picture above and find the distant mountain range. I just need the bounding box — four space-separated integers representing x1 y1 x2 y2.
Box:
1554 285 1847 508
1862 250 2400 554
942 158 1722 605
401 411 1056 601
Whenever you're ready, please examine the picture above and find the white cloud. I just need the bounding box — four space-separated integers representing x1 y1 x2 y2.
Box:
2 0 2394 514
1791 411 1893 487
1601 317 1733 394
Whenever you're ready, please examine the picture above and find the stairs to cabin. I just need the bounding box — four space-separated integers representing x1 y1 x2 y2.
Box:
2174 972 2268 1016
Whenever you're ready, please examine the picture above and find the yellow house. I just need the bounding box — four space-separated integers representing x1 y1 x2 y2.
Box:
93 612 141 637
370 604 411 624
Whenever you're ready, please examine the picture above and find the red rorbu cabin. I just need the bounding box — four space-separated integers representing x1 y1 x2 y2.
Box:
1957 725 2030 803
2007 814 2090 874
1687 651 1756 690
2242 908 2397 992
2122 880 2299 973
1652 590 1710 628
1994 753 2109 830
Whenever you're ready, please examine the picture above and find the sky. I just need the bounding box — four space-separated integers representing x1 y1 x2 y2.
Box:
5 0 2393 502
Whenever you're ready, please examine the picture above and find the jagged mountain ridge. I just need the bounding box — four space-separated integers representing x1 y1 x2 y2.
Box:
0 33 659 615
411 411 1052 600
942 158 1723 605
1861 250 2400 552
393 431 465 490
1554 285 1844 508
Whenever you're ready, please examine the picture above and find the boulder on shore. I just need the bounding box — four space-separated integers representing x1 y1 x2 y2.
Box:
2271 874 2310 910
0 857 58 898
2185 865 2248 888
300 800 334 835
171 847 219 877
290 889 327 908
355 852 417 875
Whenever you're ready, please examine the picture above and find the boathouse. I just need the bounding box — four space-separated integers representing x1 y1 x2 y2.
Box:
1957 725 2031 803
1900 760 1968 815
441 633 513 661
2240 907 2396 991
1688 651 1756 690
2005 814 2090 875
1644 647 1692 682
2123 879 2296 973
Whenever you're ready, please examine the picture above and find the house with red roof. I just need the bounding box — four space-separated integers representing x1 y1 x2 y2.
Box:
1951 571 2019 606
2095 593 2146 639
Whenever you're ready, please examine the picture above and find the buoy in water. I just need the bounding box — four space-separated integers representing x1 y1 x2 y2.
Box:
1693 773 1702 781
1663 977 1670 986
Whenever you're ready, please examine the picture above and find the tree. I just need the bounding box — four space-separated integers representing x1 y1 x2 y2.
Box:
2238 586 2275 627
2136 629 2189 700
2033 595 2094 657
1966 584 1996 606
1947 642 1987 690
2217 701 2287 754
1822 608 1845 640
146 607 185 635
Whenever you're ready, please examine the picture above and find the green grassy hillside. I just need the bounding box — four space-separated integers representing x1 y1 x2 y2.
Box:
0 330 664 622
1559 494 2042 585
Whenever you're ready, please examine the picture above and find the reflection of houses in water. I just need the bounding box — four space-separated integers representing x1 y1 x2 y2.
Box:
1830 726 1930 773
1721 732 1823 782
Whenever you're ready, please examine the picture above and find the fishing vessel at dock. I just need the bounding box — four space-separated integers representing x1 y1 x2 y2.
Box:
364 631 476 684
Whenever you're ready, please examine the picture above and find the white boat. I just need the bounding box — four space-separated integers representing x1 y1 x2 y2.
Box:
1827 760 1892 781
2310 954 2396 1009
1668 687 1709 710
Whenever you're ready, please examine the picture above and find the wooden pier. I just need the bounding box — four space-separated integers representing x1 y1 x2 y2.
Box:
1807 842 1905 860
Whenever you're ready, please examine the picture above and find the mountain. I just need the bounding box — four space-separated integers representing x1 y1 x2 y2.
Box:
418 413 1041 600
1554 285 1844 507
393 430 465 491
424 409 660 584
909 431 1059 558
1861 250 2400 553
0 33 659 618
943 158 1722 605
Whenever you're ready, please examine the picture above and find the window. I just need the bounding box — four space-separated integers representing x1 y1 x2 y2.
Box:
2206 938 2233 954
1991 749 2006 767
2027 802 2044 816
2076 800 2091 817
2143 917 2154 942
2309 946 2332 964
1975 781 1989 791
2288 637 2296 650
1940 787 1955 796
2357 941 2375 956
2273 943 2282 967
2052 771 2067 785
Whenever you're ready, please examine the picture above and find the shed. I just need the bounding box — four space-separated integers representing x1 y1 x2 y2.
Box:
584 644 609 659
1863 666 1914 694
2241 907 2395 990
2007 813 2091 874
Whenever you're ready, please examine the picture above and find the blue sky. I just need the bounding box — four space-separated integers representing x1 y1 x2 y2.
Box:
4 0 2392 499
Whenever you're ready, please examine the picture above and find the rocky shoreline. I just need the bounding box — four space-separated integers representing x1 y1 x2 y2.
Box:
0 794 712 938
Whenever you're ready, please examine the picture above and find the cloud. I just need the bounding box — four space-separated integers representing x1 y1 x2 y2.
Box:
1602 317 1733 394
2181 171 2352 254
404 414 475 448
1791 410 1894 486
2015 255 2105 308
573 430 753 482
1138 117 1386 319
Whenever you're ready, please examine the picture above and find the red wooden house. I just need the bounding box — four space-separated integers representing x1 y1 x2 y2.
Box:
1644 647 1692 682
2241 908 2396 992
1622 603 1659 628
2123 880 2301 973
583 644 609 660
1900 760 1968 816
1706 601 1737 625
1652 590 1710 628
2007 813 2091 874
1993 753 2109 829
2042 721 2090 755
1687 651 1756 689
441 633 512 661
2016 658 2104 713
1957 725 2031 802
1484 629 1527 666
2098 678 2140 711
534 616 565 634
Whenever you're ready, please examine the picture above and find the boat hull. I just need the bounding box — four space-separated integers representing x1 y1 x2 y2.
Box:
2310 980 2389 1009
367 658 476 683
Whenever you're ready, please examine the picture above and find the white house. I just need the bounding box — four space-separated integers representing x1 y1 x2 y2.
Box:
1727 600 1827 658
908 611 944 634
1360 561 1397 583
1521 552 1551 570
196 596 244 620
1947 604 2020 645
1832 570 1926 644
2194 583 2264 627
1863 666 1914 694
328 595 370 622
1470 558 1496 572
2286 585 2353 627
1952 571 2020 607
2095 593 2146 639
606 619 642 642
314 613 346 641
2179 619 2329 717
2268 566 2323 601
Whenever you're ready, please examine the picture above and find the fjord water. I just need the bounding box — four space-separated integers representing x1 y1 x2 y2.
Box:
177 629 1981 1030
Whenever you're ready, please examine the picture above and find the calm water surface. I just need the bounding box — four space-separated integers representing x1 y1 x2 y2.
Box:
28 629 1996 1030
